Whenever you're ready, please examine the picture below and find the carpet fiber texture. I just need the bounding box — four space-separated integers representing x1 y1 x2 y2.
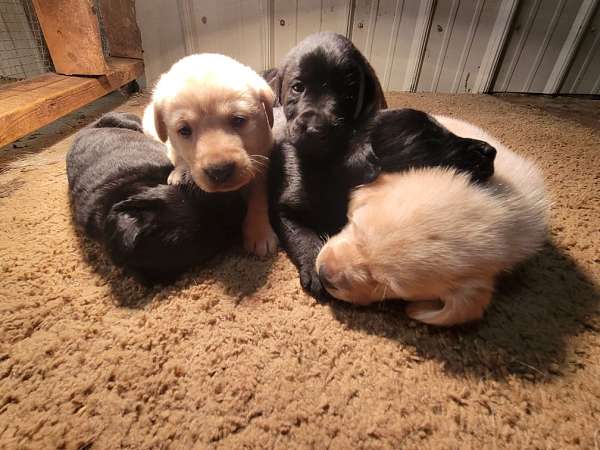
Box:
0 93 599 449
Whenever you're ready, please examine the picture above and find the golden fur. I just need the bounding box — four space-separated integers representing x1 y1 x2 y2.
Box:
143 54 277 256
316 116 548 326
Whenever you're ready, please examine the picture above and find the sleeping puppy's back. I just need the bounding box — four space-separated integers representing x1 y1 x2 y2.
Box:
67 113 172 238
317 117 548 325
67 112 245 281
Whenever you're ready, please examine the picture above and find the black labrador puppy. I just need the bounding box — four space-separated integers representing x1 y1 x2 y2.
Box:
67 112 245 282
267 32 496 300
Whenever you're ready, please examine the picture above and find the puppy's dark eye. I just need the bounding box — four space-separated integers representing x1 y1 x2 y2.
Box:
291 82 305 94
178 124 192 138
231 115 247 128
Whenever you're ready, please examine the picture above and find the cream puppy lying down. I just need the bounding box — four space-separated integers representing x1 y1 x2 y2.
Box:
316 116 548 326
143 54 277 256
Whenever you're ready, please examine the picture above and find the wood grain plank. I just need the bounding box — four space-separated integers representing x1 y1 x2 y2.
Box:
98 0 143 59
0 58 143 147
0 74 65 100
32 0 108 75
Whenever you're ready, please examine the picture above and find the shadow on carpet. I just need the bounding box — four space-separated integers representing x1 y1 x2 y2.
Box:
74 233 275 309
330 241 600 382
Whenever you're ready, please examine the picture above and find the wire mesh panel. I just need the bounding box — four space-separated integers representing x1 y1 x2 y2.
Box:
0 0 53 82
94 0 111 57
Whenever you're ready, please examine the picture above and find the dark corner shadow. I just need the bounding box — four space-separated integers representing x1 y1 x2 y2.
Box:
493 94 600 131
73 227 275 309
328 241 600 382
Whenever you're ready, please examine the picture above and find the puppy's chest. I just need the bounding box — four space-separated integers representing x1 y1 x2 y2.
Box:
282 166 349 229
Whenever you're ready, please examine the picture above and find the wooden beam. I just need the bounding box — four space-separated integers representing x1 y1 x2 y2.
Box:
32 0 108 75
0 58 143 148
98 0 143 59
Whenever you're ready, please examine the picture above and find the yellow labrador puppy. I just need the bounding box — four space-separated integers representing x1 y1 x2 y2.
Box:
316 116 548 326
143 53 277 256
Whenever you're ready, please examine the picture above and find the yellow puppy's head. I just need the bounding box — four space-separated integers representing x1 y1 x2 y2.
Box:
316 230 381 305
152 54 275 192
316 173 439 305
315 179 394 305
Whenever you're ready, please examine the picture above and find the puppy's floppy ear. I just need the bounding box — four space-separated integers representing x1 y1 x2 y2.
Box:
258 84 275 129
153 101 169 142
262 67 282 107
91 112 143 132
353 51 387 121
106 191 167 248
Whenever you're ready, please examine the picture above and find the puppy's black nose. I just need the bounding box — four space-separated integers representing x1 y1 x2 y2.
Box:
318 265 335 290
297 111 324 135
203 162 236 183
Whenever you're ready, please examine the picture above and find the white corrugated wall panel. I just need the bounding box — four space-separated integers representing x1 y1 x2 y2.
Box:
136 0 600 94
417 0 504 93
178 0 269 72
273 0 352 65
135 0 187 85
491 0 585 93
560 2 600 94
351 0 426 92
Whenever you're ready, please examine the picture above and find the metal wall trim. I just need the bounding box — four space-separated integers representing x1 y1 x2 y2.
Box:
404 0 435 92
450 0 485 93
523 0 566 92
472 0 519 93
543 0 599 94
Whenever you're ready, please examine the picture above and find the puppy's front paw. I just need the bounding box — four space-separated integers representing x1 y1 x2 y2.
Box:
244 219 279 257
299 266 330 302
167 167 186 185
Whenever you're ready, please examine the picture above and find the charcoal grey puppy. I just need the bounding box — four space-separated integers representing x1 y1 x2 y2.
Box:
67 112 245 282
267 32 495 300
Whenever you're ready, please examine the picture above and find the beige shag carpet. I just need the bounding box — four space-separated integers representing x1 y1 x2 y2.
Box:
1 92 599 449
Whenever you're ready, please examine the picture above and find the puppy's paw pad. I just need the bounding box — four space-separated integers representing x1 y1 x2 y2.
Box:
244 225 279 257
167 168 185 185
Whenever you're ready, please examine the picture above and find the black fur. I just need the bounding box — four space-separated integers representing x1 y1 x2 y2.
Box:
67 112 245 282
269 32 387 158
357 108 496 183
267 32 496 300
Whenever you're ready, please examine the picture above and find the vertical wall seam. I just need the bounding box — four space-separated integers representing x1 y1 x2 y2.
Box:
382 0 405 90
365 0 379 59
591 69 600 94
523 0 566 92
497 0 540 92
543 0 598 94
403 0 435 91
430 0 459 92
450 0 485 93
569 27 600 94
345 0 355 37
177 0 195 55
472 0 519 93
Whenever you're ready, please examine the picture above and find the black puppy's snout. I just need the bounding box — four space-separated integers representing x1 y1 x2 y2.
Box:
297 110 325 134
476 142 497 160
203 162 236 183
318 265 335 289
